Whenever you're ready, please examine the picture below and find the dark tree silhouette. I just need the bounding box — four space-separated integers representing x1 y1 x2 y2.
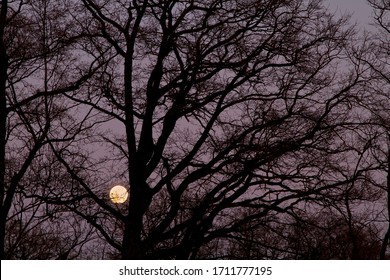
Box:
0 0 108 259
365 0 390 260
1 0 388 260
41 0 385 259
223 208 383 259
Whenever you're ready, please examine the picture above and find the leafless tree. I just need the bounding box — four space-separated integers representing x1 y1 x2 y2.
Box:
0 0 108 259
39 0 387 259
1 0 388 260
362 0 390 259
222 208 383 259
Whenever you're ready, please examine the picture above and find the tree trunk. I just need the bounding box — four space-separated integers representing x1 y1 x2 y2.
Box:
121 179 152 259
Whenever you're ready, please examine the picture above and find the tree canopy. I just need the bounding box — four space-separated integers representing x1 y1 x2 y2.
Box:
0 0 389 259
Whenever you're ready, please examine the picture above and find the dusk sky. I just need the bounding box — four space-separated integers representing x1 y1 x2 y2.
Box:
327 0 373 27
1 0 389 262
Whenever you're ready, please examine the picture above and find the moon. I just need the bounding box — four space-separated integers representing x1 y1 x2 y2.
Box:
109 185 129 204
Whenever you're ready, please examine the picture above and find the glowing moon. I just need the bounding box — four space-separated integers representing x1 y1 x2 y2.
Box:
109 185 128 204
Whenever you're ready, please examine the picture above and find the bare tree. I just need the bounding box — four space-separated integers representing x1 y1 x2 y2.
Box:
363 0 390 259
0 0 108 259
222 208 383 259
1 0 387 260
38 0 387 260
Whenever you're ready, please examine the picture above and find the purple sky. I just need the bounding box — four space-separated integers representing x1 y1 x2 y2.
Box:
327 0 373 28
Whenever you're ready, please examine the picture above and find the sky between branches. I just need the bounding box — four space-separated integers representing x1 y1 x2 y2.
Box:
328 0 373 28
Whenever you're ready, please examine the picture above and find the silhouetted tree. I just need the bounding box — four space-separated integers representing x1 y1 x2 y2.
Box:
44 0 386 259
0 0 107 259
223 208 383 259
365 0 390 259
1 0 388 260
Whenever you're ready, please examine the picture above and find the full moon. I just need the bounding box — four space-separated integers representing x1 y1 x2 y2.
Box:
109 185 129 204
